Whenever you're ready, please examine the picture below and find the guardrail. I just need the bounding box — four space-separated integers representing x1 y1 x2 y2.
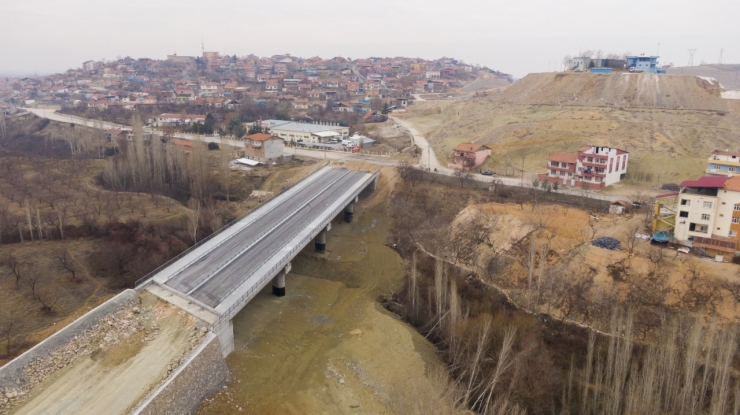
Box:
184 170 352 295
163 167 334 288
134 163 331 287
215 171 379 324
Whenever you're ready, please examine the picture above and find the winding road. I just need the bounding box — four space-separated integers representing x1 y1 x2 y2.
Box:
23 107 622 202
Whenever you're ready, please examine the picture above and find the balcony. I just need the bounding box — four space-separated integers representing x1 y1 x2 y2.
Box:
581 170 606 178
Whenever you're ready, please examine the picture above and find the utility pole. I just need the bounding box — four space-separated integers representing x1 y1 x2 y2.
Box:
521 156 525 186
688 49 697 67
718 48 724 64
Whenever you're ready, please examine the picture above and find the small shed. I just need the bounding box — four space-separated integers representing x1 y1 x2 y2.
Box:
609 200 632 215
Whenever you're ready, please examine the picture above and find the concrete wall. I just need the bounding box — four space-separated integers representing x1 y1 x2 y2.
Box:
132 333 230 415
0 289 138 386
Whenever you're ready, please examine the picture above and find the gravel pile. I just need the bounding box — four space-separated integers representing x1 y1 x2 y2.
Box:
591 237 621 250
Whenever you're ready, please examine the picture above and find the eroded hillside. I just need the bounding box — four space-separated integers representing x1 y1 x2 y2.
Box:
501 72 727 111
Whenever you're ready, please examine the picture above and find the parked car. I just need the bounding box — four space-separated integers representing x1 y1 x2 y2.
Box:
481 170 495 176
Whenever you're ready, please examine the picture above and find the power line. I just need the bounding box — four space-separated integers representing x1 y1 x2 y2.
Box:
688 49 697 67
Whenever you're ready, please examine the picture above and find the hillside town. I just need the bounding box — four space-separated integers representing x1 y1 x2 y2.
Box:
0 53 503 119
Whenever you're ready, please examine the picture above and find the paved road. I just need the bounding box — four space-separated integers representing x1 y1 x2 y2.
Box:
25 107 621 202
164 168 369 308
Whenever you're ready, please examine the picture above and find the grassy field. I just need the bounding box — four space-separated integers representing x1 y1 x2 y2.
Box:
397 96 740 188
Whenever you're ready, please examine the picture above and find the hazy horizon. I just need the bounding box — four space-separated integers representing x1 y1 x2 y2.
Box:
2 0 738 78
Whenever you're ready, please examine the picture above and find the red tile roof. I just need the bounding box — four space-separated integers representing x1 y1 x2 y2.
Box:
723 176 740 192
453 142 489 152
680 176 728 188
712 149 740 158
549 152 577 163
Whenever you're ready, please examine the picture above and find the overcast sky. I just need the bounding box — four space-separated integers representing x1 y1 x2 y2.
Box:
2 0 738 78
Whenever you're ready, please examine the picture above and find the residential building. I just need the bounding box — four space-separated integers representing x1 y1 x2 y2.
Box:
706 149 740 177
666 176 740 255
540 146 629 190
243 133 284 162
448 143 492 171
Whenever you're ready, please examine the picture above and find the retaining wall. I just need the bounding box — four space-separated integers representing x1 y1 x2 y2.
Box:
132 333 230 415
0 289 137 387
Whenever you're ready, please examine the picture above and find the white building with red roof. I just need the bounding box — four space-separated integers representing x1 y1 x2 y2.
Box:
540 145 629 190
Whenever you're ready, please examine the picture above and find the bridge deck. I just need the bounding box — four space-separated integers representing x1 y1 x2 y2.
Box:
162 167 370 308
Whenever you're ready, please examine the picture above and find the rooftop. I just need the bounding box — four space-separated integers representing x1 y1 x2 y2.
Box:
711 149 740 158
453 142 489 152
245 133 275 141
680 176 728 189
261 120 346 133
549 152 578 164
723 176 740 192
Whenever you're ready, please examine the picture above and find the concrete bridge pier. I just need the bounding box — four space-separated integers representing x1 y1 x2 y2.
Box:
315 224 331 253
344 196 359 223
272 262 291 297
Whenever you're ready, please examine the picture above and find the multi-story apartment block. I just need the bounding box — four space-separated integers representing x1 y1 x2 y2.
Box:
540 146 629 190
667 176 740 255
706 150 740 177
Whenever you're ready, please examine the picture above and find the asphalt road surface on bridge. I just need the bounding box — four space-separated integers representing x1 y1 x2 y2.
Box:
164 168 367 307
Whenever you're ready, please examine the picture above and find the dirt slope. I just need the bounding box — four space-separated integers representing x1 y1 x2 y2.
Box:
666 64 740 90
501 72 727 111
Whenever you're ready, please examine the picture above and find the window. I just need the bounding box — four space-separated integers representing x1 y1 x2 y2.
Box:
701 214 710 221
735 204 740 211
681 199 690 206
551 170 556 175
704 201 713 209
730 167 737 172
733 217 740 224
731 231 738 237
679 211 689 218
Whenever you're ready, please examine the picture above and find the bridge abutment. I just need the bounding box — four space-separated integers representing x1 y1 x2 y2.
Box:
213 318 234 358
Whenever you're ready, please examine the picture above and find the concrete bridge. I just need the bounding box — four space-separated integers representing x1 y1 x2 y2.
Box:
136 166 378 356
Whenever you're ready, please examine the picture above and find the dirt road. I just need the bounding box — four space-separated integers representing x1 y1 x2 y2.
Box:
11 294 197 415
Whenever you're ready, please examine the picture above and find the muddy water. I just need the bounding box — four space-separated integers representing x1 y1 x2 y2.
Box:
197 201 443 415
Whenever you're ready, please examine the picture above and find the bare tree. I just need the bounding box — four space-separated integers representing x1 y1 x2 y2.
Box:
187 198 201 244
2 253 24 285
623 223 642 254
0 309 19 357
399 161 422 188
25 266 61 312
56 248 79 281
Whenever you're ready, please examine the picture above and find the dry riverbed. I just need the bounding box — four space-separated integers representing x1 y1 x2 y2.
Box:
197 192 448 415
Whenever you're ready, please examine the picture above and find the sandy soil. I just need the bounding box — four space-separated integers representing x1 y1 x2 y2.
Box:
197 170 449 415
11 294 198 415
454 201 740 324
